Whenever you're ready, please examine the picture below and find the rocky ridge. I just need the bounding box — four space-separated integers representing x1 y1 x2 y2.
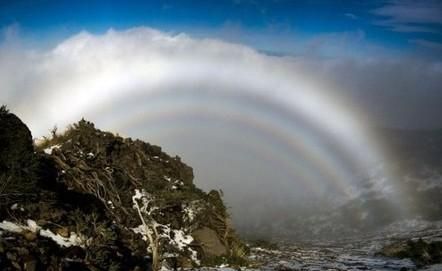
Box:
0 106 246 271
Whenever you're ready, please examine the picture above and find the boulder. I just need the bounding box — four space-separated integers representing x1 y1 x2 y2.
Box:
0 106 40 207
379 239 442 267
192 227 227 257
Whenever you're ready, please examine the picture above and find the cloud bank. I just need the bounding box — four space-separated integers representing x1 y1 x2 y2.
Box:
1 27 441 234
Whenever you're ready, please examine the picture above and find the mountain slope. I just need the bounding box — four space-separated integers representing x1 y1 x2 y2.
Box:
0 107 246 270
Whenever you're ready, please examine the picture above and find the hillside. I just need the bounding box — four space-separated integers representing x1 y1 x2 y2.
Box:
0 106 246 271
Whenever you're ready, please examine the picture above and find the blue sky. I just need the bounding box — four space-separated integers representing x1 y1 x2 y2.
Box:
1 0 441 58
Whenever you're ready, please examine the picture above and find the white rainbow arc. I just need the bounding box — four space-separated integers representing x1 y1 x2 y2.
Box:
7 27 407 218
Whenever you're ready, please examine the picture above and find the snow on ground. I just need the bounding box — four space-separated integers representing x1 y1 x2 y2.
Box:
163 175 172 182
43 144 62 154
0 219 85 248
39 229 85 248
171 229 193 250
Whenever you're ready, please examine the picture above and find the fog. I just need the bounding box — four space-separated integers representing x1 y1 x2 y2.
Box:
1 27 441 238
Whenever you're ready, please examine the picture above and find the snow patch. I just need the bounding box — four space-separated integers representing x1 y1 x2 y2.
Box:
0 220 26 233
40 229 84 248
107 200 115 209
0 219 85 248
43 144 61 154
171 229 193 250
163 175 172 182
183 205 196 222
131 224 149 242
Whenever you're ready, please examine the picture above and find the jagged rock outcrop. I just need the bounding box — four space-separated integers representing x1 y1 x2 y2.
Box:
0 106 41 208
0 108 246 270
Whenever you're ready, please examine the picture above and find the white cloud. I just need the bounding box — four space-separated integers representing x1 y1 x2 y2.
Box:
344 13 358 20
410 39 442 50
0 27 368 140
371 0 442 33
372 0 442 24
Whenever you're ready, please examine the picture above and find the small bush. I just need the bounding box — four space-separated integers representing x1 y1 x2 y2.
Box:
0 105 9 114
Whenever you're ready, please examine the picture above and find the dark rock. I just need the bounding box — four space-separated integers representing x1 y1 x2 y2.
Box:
23 231 38 241
0 106 40 207
23 257 37 271
55 227 70 238
0 106 34 168
379 239 442 267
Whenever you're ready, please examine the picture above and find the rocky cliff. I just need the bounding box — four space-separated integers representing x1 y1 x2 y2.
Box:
0 106 246 271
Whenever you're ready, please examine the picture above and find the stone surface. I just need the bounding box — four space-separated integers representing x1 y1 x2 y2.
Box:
193 227 227 257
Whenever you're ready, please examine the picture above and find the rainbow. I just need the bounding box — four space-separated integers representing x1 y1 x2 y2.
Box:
6 27 408 223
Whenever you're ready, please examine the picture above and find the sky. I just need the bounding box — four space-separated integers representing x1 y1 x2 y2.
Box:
1 0 442 57
0 0 441 234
